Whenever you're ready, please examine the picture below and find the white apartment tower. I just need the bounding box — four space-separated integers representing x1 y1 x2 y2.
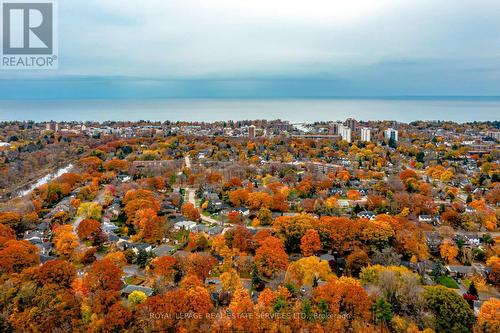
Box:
339 125 352 143
361 128 371 142
384 128 398 141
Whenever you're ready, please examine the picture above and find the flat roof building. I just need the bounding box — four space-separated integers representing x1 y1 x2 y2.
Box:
361 127 371 142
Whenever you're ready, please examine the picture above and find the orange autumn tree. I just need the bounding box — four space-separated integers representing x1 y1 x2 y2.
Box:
313 277 371 329
179 252 217 280
440 239 458 263
181 203 201 221
399 169 418 182
103 158 129 173
0 223 15 244
486 256 500 287
0 239 39 273
227 211 243 224
150 256 177 287
476 298 500 333
272 213 316 252
78 156 103 173
254 235 288 278
227 287 255 331
228 188 250 207
36 259 76 287
300 229 321 256
104 251 127 267
123 189 160 224
271 192 289 212
134 208 166 243
139 275 213 331
231 225 254 252
77 218 101 241
247 192 273 210
84 258 123 292
285 256 333 287
53 225 79 259
347 189 361 200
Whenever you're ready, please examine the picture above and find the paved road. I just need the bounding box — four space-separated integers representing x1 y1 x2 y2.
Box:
186 187 221 225
72 189 107 239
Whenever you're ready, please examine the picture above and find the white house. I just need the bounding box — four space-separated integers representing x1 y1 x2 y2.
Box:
174 220 197 231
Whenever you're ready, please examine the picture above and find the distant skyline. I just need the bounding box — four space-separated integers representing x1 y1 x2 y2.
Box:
1 98 499 123
2 0 500 99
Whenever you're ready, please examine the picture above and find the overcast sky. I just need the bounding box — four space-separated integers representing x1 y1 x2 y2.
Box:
2 0 500 98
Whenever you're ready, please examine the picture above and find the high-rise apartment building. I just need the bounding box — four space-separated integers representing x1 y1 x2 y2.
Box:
339 125 352 143
248 125 256 138
384 128 398 141
46 121 59 132
344 118 357 131
361 128 371 142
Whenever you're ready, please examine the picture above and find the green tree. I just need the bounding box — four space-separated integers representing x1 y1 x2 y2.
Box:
136 249 152 268
423 286 475 333
467 281 478 298
251 264 263 290
371 297 393 327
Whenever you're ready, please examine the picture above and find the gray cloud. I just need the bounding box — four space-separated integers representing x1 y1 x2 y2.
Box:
2 0 500 97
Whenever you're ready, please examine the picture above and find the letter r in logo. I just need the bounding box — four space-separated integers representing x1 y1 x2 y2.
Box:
2 2 53 54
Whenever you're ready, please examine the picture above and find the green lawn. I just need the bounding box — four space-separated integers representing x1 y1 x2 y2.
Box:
436 276 459 289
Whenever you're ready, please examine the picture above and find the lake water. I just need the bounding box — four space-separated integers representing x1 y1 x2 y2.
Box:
0 98 499 123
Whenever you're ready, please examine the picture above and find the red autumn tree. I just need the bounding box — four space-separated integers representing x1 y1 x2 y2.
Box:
36 259 76 287
399 169 418 182
102 302 133 332
271 192 289 212
232 225 254 252
77 218 101 241
179 252 217 280
84 258 123 292
78 156 103 173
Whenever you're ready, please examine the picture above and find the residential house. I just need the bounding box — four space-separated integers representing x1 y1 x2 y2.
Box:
153 244 176 257
357 211 376 220
121 285 154 297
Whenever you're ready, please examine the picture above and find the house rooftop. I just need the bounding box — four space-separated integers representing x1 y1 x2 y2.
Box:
121 285 154 297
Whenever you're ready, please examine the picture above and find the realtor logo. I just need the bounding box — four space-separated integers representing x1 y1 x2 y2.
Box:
1 0 58 69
